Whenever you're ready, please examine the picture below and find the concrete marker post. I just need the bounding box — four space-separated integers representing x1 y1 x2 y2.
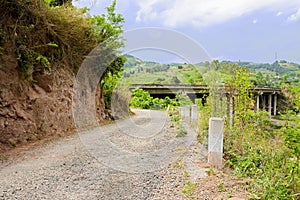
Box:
184 106 190 122
208 117 224 169
191 104 198 129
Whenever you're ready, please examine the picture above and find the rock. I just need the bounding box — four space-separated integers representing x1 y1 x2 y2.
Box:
0 119 4 128
15 109 28 120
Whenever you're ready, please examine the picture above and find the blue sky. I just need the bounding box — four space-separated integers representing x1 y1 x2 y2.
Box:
73 0 300 63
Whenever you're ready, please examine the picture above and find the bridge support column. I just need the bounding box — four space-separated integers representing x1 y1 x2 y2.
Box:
262 95 266 111
268 94 272 117
273 94 277 116
256 95 260 111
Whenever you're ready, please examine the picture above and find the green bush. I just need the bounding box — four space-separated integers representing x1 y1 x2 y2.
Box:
130 88 153 109
129 88 179 109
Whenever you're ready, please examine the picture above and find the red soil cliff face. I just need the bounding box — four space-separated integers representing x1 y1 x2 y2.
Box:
0 51 74 153
0 1 114 154
0 54 108 154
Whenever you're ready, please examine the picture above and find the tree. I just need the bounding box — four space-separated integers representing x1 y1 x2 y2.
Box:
90 0 126 110
130 88 153 109
171 76 180 84
255 72 266 86
226 64 254 126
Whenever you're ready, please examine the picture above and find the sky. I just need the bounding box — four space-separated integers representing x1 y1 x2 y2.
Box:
73 0 300 64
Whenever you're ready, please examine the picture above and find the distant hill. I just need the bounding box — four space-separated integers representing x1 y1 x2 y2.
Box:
122 55 300 86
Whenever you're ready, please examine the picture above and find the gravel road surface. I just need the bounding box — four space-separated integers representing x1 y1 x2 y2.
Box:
0 109 207 200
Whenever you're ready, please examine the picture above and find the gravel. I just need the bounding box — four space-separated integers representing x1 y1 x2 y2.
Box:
0 109 207 200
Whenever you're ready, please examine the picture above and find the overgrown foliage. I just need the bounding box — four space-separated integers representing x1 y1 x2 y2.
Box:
100 56 126 109
1 0 126 116
129 88 192 110
0 0 125 83
0 0 98 79
197 63 299 199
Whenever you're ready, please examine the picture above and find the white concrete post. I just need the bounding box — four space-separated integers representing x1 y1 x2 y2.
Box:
262 95 266 110
184 106 191 122
208 117 224 169
191 105 198 129
273 94 277 116
191 105 197 120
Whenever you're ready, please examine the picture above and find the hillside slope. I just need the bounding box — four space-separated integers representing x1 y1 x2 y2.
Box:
123 55 300 86
0 0 107 154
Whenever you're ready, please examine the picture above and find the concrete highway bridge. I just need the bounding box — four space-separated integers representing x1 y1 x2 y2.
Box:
130 84 282 116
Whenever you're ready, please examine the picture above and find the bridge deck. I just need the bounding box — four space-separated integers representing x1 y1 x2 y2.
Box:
130 84 281 94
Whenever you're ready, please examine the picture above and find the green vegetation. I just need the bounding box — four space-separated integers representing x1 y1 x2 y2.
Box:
195 63 300 199
129 88 191 110
175 124 188 137
1 0 96 78
0 0 125 113
182 181 197 199
129 88 191 137
128 57 299 199
122 55 300 88
123 55 205 84
127 56 299 198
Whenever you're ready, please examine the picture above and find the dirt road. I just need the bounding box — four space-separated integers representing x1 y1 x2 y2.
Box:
0 109 208 199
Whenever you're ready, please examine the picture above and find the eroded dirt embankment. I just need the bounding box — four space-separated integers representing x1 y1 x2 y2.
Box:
0 56 76 153
0 0 108 154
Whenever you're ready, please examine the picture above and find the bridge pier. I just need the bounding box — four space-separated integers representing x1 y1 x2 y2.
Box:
268 94 272 117
256 95 260 111
274 94 277 116
262 95 266 110
255 92 278 116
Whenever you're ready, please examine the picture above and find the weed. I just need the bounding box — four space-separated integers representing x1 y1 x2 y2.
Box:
176 125 187 137
171 114 180 123
207 167 215 176
183 171 190 179
173 161 184 169
182 181 196 198
217 181 226 192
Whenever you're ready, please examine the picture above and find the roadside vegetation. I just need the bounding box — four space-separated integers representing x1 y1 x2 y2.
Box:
129 88 192 137
127 58 300 199
197 63 300 199
129 88 192 110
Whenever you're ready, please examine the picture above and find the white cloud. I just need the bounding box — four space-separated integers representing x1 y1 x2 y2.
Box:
252 19 258 24
288 8 300 22
135 0 300 27
276 11 283 16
